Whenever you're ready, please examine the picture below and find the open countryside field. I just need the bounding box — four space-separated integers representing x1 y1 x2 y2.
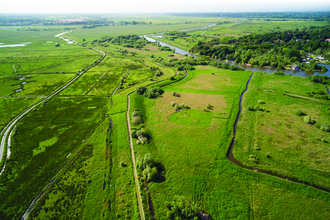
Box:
235 73 330 188
1 12 330 220
128 65 330 219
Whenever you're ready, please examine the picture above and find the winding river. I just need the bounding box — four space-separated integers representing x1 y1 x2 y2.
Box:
144 34 330 77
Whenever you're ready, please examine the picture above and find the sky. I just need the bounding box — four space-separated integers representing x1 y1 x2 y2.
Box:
1 0 330 13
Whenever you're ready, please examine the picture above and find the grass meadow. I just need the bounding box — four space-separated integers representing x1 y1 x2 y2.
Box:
128 65 330 219
235 72 330 188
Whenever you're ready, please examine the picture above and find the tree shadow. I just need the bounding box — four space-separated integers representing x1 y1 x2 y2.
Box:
154 162 166 183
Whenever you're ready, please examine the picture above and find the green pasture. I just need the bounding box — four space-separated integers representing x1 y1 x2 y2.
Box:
128 65 330 219
166 65 250 94
235 72 330 188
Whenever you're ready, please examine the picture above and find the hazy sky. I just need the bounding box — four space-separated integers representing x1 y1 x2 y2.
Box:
1 0 330 13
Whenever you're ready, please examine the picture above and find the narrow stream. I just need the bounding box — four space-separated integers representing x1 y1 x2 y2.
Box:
227 73 330 193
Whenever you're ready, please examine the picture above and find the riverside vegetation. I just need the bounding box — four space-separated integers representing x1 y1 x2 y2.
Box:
0 12 330 220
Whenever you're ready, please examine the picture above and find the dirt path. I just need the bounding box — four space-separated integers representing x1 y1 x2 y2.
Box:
126 95 145 220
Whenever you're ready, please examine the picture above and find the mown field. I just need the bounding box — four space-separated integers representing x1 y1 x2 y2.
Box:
235 73 330 188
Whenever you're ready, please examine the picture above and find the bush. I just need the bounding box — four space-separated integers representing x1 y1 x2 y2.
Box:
258 100 265 104
136 129 147 137
172 91 177 96
248 106 255 111
274 71 284 75
135 86 147 95
139 136 148 144
132 116 143 126
136 140 141 145
120 161 125 167
303 116 315 124
253 144 260 150
207 103 211 109
171 101 176 107
131 111 140 117
294 109 305 116
320 122 330 132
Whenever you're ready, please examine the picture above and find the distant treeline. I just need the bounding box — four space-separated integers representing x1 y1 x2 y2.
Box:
169 12 330 19
192 26 330 71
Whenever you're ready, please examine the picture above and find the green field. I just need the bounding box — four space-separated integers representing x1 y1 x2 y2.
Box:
235 73 330 188
1 13 330 220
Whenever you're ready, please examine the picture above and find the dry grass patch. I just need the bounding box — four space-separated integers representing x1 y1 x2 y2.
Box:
158 92 229 116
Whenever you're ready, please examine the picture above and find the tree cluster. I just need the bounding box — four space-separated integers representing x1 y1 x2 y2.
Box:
164 195 200 220
97 35 149 49
191 27 330 71
135 86 164 98
136 153 158 182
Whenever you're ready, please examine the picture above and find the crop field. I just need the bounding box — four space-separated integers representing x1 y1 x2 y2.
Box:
0 96 108 219
235 73 330 188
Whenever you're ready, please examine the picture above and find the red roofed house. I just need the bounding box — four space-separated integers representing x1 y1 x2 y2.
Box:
326 39 330 42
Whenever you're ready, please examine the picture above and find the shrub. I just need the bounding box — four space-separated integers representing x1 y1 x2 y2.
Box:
131 128 138 138
258 100 265 104
294 109 305 116
253 144 260 150
170 76 175 80
174 104 179 111
136 129 147 137
320 122 330 132
131 111 140 117
136 140 141 145
183 104 189 109
139 136 148 144
172 91 177 96
303 116 315 124
207 103 211 109
248 106 255 111
171 101 176 107
132 116 143 126
274 71 284 75
120 161 125 167
135 86 147 95
254 105 259 111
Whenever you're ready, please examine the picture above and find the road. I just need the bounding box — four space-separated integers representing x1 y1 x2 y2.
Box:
126 95 145 220
0 52 105 176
